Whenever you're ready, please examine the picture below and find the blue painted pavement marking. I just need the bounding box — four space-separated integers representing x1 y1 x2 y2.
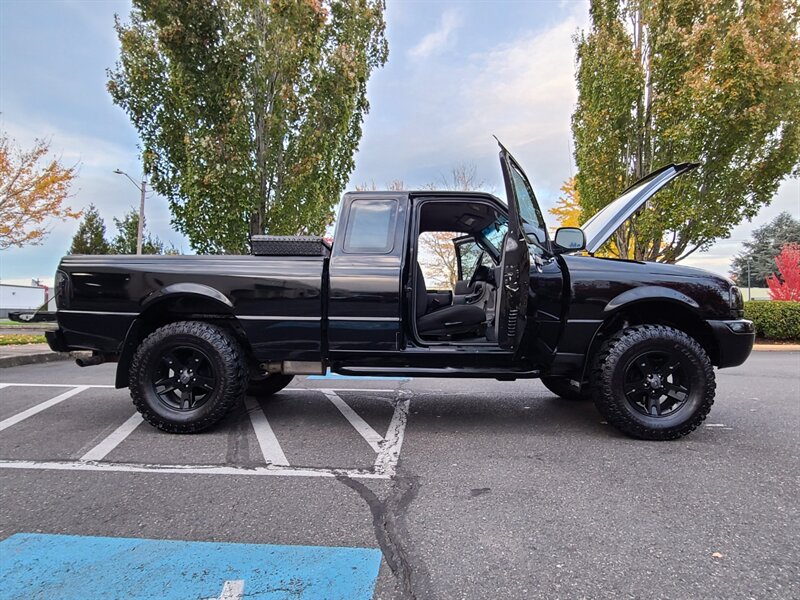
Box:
0 533 382 600
307 369 409 381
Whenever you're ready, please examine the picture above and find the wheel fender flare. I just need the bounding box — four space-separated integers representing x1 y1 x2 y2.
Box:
140 283 234 310
577 287 702 385
604 286 700 314
114 285 235 388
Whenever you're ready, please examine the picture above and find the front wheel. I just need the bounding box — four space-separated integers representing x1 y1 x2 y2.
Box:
591 325 715 440
129 321 248 433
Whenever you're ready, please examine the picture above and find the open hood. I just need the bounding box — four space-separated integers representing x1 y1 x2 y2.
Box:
581 163 699 254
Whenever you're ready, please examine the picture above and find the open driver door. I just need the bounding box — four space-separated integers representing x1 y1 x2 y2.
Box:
495 141 547 351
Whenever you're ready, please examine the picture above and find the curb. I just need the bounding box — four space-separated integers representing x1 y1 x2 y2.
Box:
0 351 76 369
753 344 800 352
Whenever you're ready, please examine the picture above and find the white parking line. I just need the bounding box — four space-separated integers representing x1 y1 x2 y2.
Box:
375 397 410 476
0 459 390 479
1 383 115 388
0 384 411 478
321 389 384 453
244 396 289 466
0 386 89 433
80 412 144 462
207 580 245 600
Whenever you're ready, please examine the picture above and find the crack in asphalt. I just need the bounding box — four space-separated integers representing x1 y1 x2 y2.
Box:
336 472 430 600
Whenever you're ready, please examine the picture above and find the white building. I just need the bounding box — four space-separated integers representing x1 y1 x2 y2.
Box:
0 283 50 318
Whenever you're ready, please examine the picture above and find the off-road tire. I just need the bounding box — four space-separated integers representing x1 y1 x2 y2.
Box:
129 321 248 433
592 324 715 440
540 376 591 401
247 374 294 397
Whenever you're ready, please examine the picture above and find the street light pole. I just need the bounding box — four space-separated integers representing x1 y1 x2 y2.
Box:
114 169 147 255
747 260 752 301
136 178 147 255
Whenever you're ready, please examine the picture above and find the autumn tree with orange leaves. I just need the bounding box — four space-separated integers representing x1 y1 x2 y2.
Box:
0 134 79 249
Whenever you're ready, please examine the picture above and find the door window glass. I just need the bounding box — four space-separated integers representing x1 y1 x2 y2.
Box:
509 163 548 248
458 239 493 281
343 199 397 253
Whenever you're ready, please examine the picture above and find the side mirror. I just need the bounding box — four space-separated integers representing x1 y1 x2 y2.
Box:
553 227 586 254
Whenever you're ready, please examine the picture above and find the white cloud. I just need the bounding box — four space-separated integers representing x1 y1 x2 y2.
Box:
408 9 463 59
1 118 136 173
354 2 589 200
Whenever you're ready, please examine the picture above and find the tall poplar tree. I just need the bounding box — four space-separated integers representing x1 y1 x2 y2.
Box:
572 0 800 262
108 0 388 254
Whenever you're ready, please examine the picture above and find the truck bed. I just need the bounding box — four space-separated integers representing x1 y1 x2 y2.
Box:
55 254 327 363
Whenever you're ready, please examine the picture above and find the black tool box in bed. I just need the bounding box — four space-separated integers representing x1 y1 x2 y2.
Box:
250 235 331 257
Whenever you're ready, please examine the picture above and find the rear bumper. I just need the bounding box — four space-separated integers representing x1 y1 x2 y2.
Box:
707 319 755 368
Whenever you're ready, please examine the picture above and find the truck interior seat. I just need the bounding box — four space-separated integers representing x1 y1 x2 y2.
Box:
416 264 485 336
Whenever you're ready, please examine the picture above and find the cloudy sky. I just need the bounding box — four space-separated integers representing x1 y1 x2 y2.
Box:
1 0 797 286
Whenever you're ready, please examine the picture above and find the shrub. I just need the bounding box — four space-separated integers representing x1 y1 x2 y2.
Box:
744 301 800 341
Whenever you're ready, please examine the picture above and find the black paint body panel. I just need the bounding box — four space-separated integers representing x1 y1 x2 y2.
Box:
56 255 325 362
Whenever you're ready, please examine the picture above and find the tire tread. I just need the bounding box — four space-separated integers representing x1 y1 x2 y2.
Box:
591 324 716 440
129 321 247 434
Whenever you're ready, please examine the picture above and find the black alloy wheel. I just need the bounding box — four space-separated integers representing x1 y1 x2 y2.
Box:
150 345 217 411
622 349 692 417
129 321 247 433
592 324 715 440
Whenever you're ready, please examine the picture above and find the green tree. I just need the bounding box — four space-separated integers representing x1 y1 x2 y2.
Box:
110 209 173 255
730 211 800 287
69 204 111 254
572 0 800 262
108 0 388 254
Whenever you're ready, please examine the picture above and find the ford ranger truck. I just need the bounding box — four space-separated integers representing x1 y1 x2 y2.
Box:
47 143 754 440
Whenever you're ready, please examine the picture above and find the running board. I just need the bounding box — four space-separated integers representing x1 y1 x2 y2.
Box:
332 366 540 379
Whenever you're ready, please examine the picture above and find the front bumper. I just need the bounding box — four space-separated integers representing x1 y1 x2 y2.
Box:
707 319 755 368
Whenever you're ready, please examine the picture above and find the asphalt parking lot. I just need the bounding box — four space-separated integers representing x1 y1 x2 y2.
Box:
0 352 798 599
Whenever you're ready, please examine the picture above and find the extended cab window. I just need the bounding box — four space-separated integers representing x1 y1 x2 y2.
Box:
343 199 397 253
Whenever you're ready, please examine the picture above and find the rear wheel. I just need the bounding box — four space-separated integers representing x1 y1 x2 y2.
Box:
129 321 247 433
592 324 715 440
247 374 294 397
540 376 591 401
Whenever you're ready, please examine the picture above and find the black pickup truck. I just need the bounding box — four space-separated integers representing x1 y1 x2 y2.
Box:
47 144 754 440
